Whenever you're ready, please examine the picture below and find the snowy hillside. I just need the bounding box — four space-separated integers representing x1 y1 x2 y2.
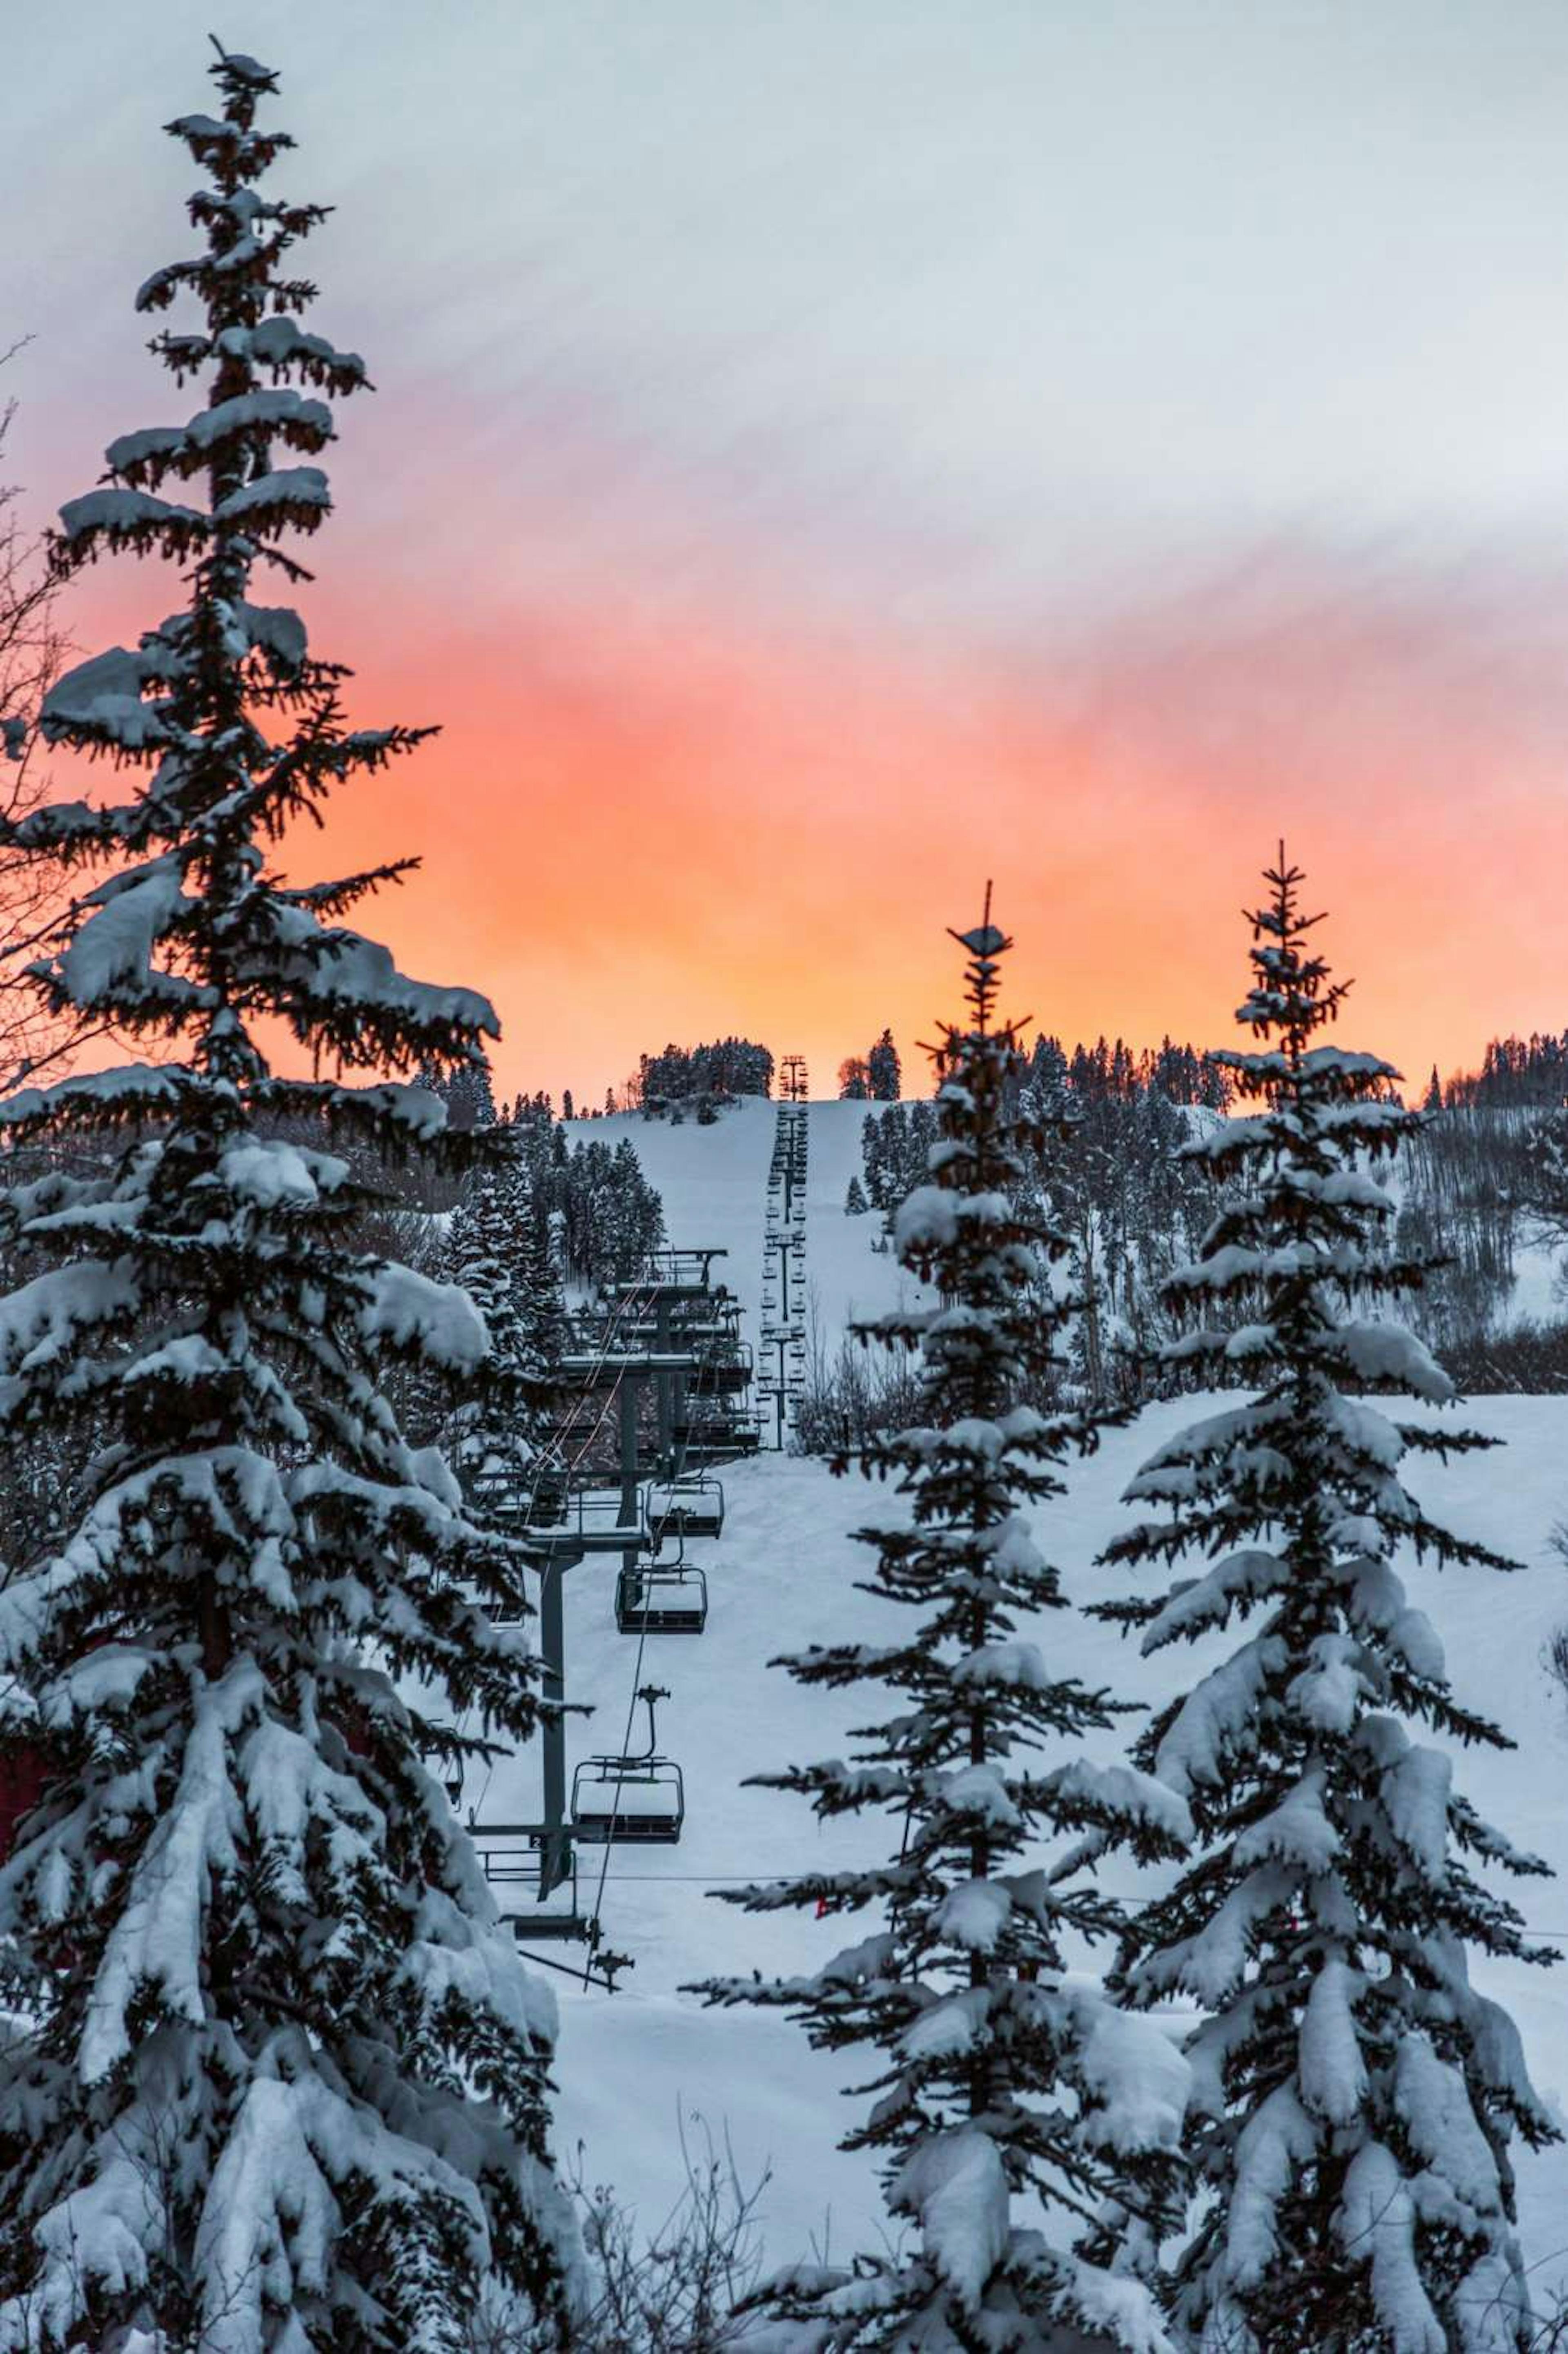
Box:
480 1105 1568 2296
562 1099 927 1352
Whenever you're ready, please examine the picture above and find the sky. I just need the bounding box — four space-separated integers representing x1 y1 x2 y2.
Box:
9 0 1568 1102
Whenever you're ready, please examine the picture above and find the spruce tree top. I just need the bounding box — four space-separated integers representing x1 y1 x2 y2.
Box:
14 42 489 1105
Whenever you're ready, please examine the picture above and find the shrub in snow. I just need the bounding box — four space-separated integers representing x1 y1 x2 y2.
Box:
1099 853 1558 2352
695 902 1193 2351
0 46 579 2348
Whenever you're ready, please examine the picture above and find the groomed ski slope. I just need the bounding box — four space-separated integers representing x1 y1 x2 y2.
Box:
507 1106 1568 2294
567 1098 925 1351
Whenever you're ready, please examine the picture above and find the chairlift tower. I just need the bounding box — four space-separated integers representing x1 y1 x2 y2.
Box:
758 1058 811 1448
466 1245 740 1950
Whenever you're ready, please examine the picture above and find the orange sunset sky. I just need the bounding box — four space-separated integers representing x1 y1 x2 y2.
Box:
12 2 1568 1102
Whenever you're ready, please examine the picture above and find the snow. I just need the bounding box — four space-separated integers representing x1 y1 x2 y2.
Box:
1377 1734 1454 1880
0 1064 184 1133
354 1265 486 1371
892 2128 1008 2304
0 1258 140 1374
1223 2082 1317 2289
217 1137 349 1212
186 389 332 450
480 1422 1568 2288
1394 2032 1503 2214
1152 1636 1284 1795
1068 1983 1190 2154
1332 1320 1454 1401
16 1096 1568 2307
1140 1548 1287 1652
515 1109 1568 2295
272 911 499 1038
57 486 205 542
104 424 187 473
559 1100 929 1345
40 646 176 748
1298 1956 1368 2124
935 1877 1011 1951
240 601 308 666
80 1675 248 2080
1230 1768 1342 1874
57 857 188 1004
212 466 330 523
1336 2142 1446 2354
240 315 368 385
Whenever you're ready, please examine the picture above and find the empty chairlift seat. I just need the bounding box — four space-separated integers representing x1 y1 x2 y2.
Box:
648 1473 725 1539
466 1452 569 1528
571 1685 685 1844
521 1488 652 1554
616 1560 708 1634
691 1338 754 1395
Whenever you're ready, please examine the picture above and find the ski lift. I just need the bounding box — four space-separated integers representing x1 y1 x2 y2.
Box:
520 1488 652 1554
616 1560 708 1634
571 1685 685 1845
648 1472 725 1539
692 1340 753 1394
688 1403 762 1454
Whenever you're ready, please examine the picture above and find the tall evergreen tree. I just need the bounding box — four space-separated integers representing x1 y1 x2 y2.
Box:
0 48 579 2345
444 1129 561 1504
418 1054 496 1133
1100 854 1556 2352
697 904 1191 2350
517 1193 570 1390
867 1025 902 1101
861 1109 888 1212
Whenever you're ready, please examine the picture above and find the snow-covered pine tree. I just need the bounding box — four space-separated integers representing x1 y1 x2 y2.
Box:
1100 852 1557 2353
444 1127 562 1513
868 1025 902 1102
844 1172 869 1216
416 1053 497 1135
861 1108 888 1212
518 1198 570 1389
695 900 1192 2352
0 47 580 2347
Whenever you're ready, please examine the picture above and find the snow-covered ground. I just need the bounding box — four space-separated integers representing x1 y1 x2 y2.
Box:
502 1105 1568 2294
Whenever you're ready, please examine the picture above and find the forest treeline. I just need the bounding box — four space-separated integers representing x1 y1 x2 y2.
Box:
815 1027 1568 1448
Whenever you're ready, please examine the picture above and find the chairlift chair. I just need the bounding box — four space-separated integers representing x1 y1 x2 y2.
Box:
571 1686 685 1845
467 1820 592 1943
648 1471 725 1539
692 1342 753 1395
616 1560 708 1634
